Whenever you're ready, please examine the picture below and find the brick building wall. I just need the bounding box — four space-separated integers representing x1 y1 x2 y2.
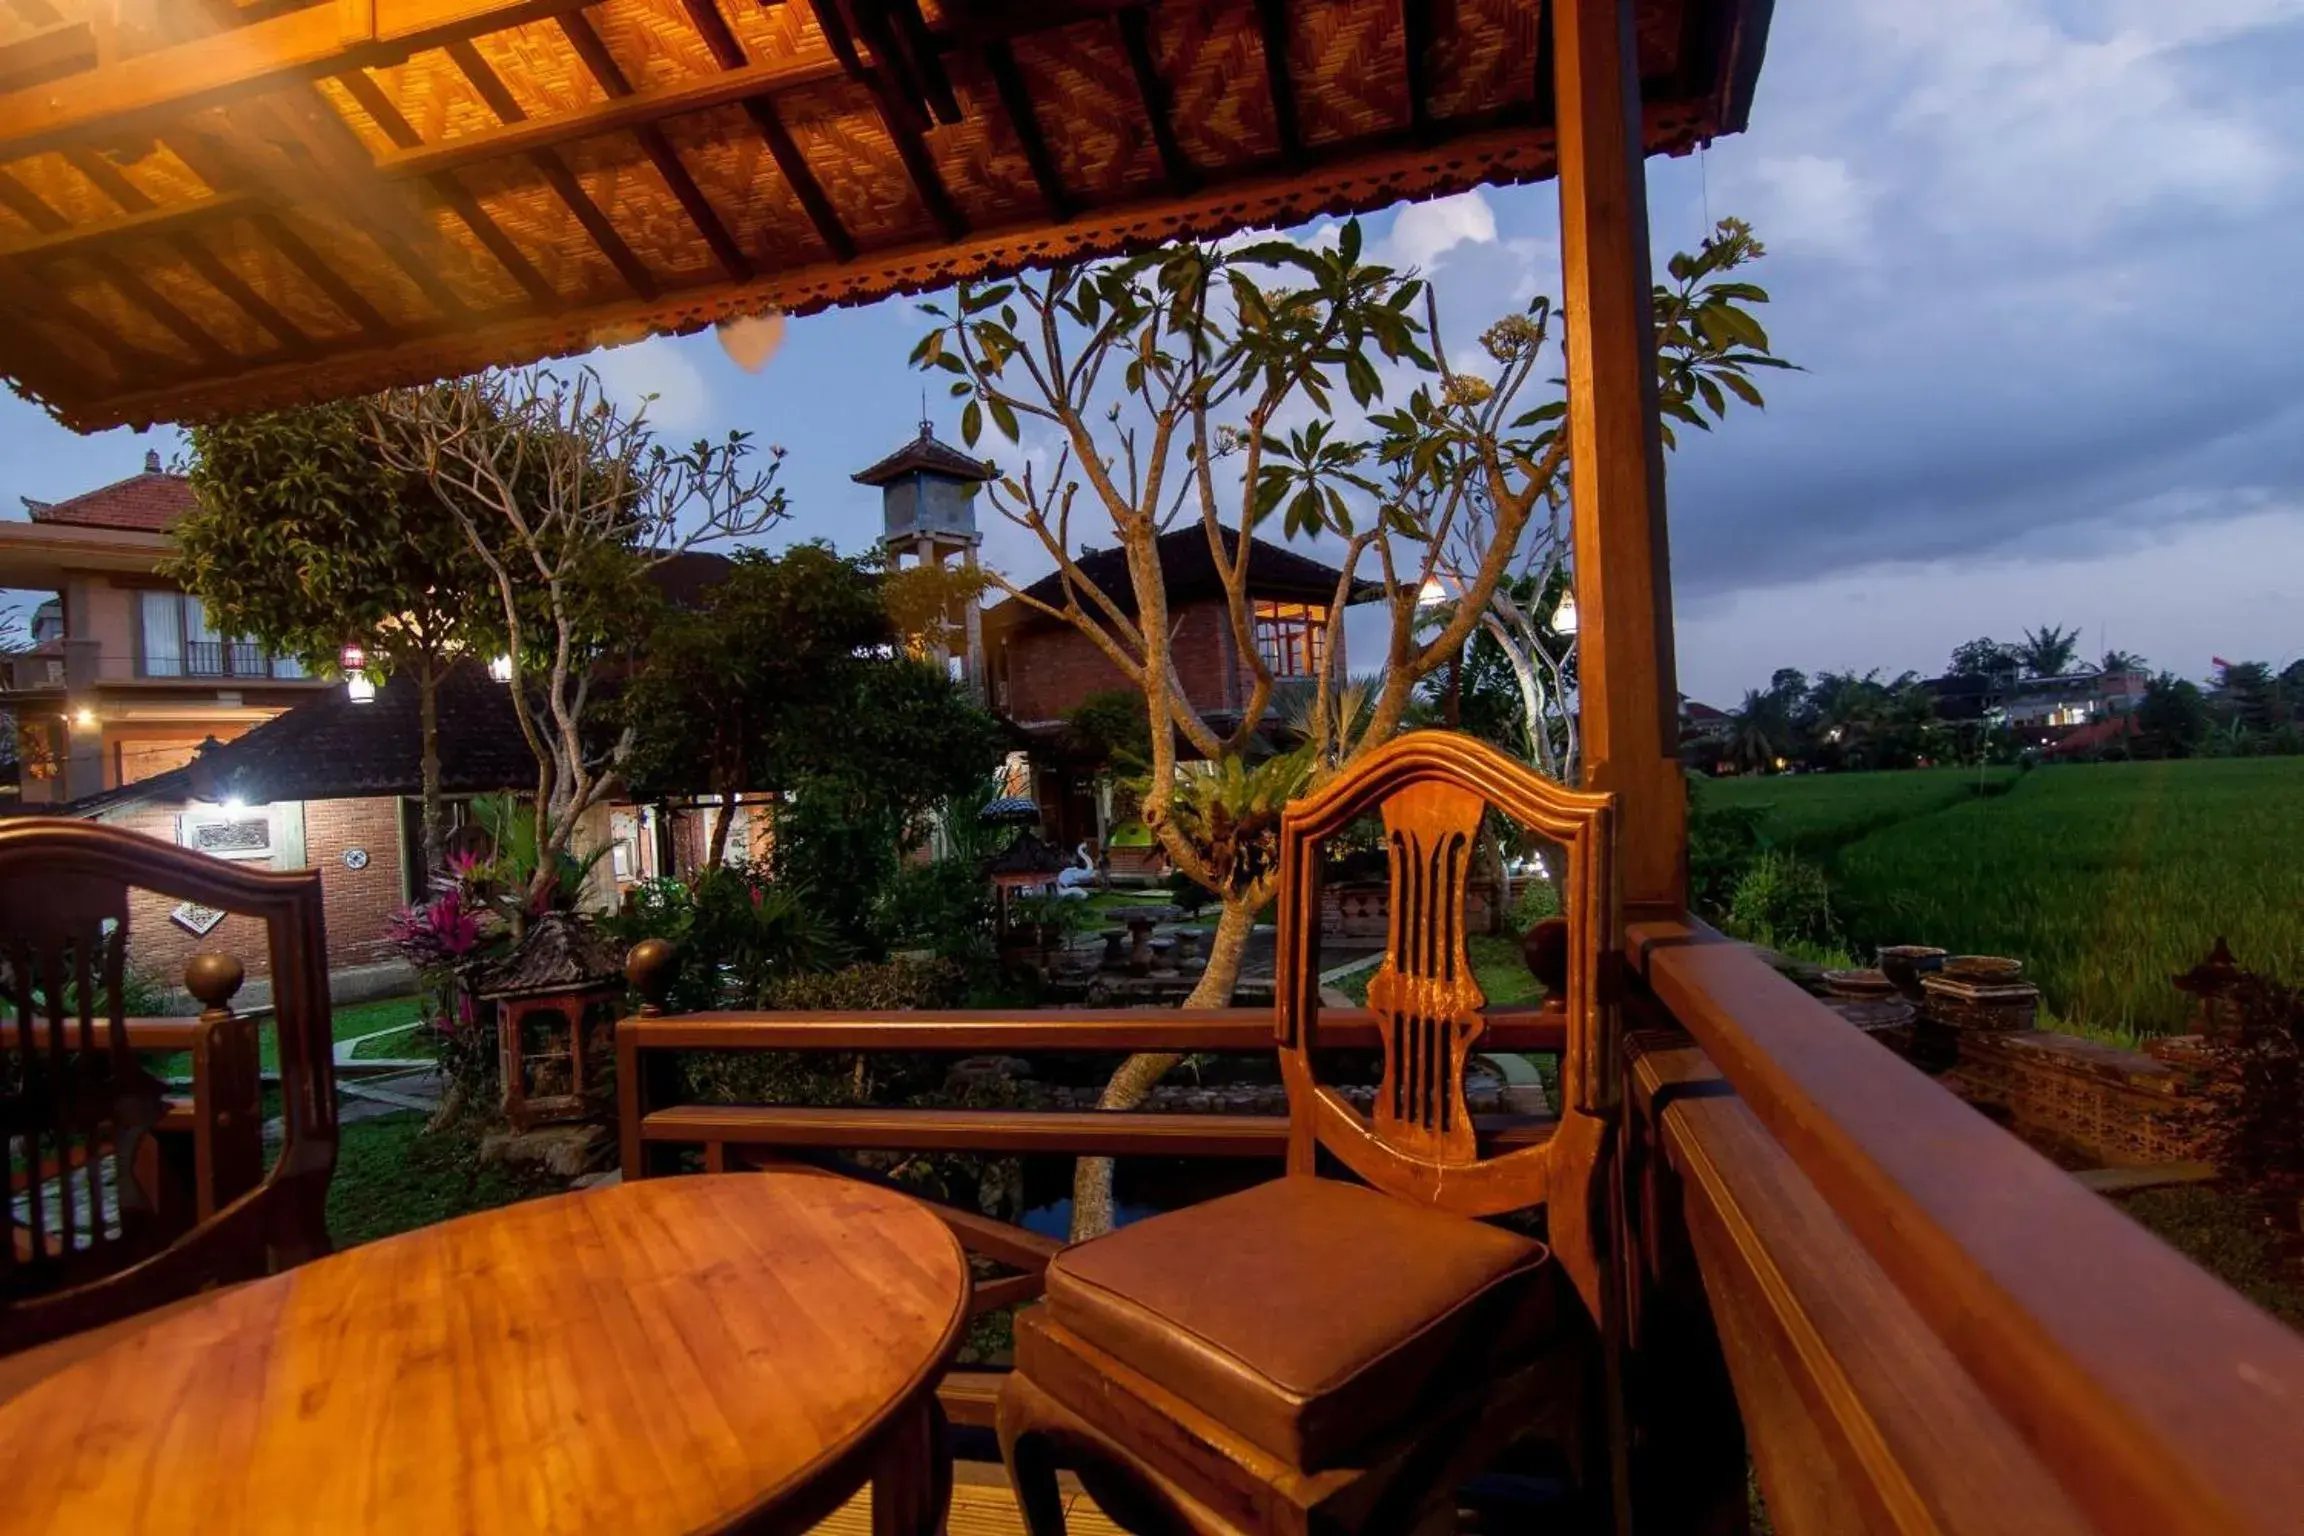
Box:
301 797 408 970
104 795 407 988
999 599 1240 724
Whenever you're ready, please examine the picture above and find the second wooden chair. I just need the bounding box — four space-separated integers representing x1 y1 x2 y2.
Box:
998 732 1619 1535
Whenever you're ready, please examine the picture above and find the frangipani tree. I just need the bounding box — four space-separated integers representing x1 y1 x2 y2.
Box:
369 369 788 911
921 215 1786 1237
1424 221 1790 786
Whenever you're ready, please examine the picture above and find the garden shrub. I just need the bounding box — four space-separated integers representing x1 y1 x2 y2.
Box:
1724 850 1840 953
765 956 963 1011
874 857 996 966
1510 878 1562 933
1688 796 1769 922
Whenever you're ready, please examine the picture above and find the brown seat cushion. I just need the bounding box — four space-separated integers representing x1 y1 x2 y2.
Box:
1042 1178 1554 1471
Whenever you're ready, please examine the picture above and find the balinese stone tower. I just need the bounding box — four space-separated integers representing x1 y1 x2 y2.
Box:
854 418 997 692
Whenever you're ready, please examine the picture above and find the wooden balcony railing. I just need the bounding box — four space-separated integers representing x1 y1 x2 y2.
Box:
1624 917 2304 1535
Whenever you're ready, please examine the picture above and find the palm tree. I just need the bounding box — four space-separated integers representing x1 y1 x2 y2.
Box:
2014 624 2082 678
1727 690 1785 773
2096 648 2147 676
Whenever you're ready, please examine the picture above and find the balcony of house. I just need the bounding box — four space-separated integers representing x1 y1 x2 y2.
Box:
0 0 2299 1530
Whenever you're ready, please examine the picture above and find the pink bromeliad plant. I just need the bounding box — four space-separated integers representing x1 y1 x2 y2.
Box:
384 887 485 969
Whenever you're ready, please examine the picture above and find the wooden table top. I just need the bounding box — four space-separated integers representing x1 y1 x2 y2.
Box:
0 1173 969 1535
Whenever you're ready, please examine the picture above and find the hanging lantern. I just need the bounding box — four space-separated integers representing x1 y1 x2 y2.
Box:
346 673 376 704
339 641 367 673
489 654 514 684
1551 589 1580 635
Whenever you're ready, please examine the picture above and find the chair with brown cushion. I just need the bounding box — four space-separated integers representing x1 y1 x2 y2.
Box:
0 819 337 1366
999 732 1618 1535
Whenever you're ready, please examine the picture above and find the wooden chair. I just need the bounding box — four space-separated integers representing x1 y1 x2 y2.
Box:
0 819 337 1366
998 732 1618 1535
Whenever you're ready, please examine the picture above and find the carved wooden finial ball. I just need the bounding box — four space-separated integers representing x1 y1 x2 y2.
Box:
625 938 678 1012
185 952 245 1011
1521 917 1570 998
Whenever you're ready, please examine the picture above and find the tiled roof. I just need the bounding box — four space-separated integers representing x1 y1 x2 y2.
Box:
23 452 191 533
63 661 537 818
852 427 999 487
987 525 1379 628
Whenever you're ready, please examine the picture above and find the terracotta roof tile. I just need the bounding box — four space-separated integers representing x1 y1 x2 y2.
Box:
25 454 192 533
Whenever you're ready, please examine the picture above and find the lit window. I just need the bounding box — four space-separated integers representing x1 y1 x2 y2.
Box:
1254 600 1327 679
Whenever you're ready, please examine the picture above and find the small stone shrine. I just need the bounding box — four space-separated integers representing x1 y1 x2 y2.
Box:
473 912 624 1131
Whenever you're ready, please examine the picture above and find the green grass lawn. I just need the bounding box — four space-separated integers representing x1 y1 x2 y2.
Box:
325 1112 564 1248
350 1023 437 1061
1701 760 2304 1034
151 993 427 1080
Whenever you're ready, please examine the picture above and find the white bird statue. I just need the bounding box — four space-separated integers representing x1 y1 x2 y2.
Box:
1054 841 1097 896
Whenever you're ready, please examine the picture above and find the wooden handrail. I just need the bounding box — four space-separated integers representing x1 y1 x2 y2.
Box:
1631 916 2304 1535
642 1104 1557 1159
619 1005 1565 1053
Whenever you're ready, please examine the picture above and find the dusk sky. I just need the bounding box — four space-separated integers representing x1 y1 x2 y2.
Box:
4 0 2298 705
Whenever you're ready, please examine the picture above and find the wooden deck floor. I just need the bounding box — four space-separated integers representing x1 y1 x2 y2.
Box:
813 1466 1124 1534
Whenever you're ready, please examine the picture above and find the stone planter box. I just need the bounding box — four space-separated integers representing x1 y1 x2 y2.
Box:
1943 1030 2210 1168
1319 878 1502 943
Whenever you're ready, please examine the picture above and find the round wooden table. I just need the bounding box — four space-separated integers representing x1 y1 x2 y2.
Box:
0 1173 969 1535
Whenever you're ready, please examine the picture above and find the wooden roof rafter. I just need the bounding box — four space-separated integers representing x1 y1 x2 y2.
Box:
1116 5 1196 196
676 0 854 263
555 8 751 284
59 144 317 360
441 37 657 300
806 0 967 242
329 66 562 309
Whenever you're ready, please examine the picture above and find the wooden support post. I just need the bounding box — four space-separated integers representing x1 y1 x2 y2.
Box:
1554 0 1685 914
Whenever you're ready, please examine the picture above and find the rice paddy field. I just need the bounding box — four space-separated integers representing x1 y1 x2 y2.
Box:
1700 760 2304 1036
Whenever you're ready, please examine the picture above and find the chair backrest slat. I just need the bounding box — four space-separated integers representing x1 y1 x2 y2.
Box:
0 819 337 1354
1273 733 1617 1295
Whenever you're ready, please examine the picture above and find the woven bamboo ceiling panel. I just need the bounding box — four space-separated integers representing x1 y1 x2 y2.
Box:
0 0 1768 431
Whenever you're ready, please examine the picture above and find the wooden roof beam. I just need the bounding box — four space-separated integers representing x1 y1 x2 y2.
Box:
331 66 562 309
0 189 262 262
0 166 230 368
154 118 401 339
0 169 174 378
981 40 1070 222
1400 0 1432 137
1116 7 1195 194
373 49 845 179
681 1 854 262
794 0 963 240
0 19 93 94
60 143 315 359
0 0 600 159
161 2 473 322
1251 0 1303 168
444 38 658 299
557 9 750 283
